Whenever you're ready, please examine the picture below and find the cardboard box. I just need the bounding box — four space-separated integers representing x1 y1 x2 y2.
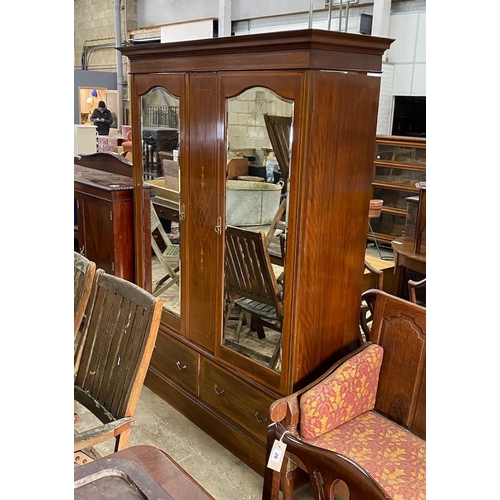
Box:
162 160 180 191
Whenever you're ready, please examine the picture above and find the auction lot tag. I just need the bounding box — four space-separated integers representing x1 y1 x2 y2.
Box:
267 440 287 471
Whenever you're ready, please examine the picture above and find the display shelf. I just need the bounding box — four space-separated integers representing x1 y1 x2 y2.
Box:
370 135 426 244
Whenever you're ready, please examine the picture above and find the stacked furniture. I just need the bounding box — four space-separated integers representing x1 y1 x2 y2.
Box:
119 29 393 473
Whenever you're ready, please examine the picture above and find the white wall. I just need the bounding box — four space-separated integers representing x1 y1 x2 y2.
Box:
232 0 324 22
376 62 395 135
387 11 426 95
139 0 324 29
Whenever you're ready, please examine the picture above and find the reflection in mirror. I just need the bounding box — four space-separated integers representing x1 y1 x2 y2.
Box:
141 87 181 317
223 87 293 373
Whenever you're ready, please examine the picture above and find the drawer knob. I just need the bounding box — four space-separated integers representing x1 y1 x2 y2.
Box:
254 411 268 424
213 385 225 395
176 361 187 370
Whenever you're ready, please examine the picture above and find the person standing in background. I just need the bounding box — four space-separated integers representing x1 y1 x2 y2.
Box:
90 101 113 135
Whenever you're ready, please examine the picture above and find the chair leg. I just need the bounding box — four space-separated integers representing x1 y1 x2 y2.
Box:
368 221 384 260
250 315 267 339
269 336 281 370
115 428 132 452
235 309 245 342
280 462 297 500
153 271 180 297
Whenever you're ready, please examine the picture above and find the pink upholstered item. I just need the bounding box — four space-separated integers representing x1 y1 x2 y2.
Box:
299 344 383 440
303 411 426 500
122 130 133 151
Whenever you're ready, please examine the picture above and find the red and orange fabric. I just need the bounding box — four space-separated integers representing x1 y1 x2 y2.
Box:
299 344 425 499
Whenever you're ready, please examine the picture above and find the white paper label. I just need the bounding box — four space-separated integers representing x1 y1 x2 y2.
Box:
267 439 287 472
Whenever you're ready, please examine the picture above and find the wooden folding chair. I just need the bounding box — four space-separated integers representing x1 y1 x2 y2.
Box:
74 271 163 463
150 201 180 297
74 252 96 340
263 114 291 246
225 225 284 370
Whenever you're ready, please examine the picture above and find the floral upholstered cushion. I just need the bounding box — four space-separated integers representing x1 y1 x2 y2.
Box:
303 411 426 500
299 344 383 440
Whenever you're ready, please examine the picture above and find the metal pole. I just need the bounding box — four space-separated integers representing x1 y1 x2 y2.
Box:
327 0 332 30
345 0 350 32
114 0 123 129
339 0 343 31
308 0 314 29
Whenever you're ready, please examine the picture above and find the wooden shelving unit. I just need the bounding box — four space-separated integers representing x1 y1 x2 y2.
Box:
370 135 426 245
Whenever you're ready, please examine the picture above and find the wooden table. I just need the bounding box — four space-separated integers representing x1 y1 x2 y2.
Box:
153 196 180 223
391 236 426 298
74 445 215 500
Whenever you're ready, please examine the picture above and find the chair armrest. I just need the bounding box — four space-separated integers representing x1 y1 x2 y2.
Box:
74 417 135 451
364 260 384 290
408 277 426 304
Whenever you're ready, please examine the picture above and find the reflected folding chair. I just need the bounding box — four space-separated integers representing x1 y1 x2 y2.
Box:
150 201 180 297
263 114 291 246
225 225 284 370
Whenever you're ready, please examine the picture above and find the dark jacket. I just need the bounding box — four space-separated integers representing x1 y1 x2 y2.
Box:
90 107 113 135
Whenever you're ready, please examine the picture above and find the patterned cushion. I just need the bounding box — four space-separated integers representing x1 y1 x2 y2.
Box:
300 344 383 439
303 411 426 500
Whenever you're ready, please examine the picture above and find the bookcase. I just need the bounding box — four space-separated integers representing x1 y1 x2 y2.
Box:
370 135 426 245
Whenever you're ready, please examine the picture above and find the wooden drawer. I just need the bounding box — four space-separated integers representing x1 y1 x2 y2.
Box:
201 359 273 442
151 332 198 395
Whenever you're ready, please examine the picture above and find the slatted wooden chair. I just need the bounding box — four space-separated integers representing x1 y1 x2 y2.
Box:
225 225 284 370
263 114 291 245
150 201 180 297
74 271 163 462
74 252 96 340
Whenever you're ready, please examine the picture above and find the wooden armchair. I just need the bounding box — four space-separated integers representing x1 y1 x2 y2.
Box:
264 289 426 500
359 260 384 340
225 225 284 370
74 252 96 340
74 271 163 461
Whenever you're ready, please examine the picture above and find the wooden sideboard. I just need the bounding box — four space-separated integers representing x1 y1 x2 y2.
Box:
120 29 393 475
74 152 151 286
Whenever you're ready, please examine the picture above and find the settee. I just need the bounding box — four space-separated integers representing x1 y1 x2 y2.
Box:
263 289 426 500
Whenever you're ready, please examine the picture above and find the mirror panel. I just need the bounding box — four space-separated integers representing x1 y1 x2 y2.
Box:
141 87 181 317
223 87 293 373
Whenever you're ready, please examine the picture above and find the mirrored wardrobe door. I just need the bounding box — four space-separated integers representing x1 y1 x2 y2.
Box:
140 87 181 318
223 86 294 374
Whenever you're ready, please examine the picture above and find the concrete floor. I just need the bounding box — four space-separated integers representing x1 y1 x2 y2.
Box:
75 386 315 499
